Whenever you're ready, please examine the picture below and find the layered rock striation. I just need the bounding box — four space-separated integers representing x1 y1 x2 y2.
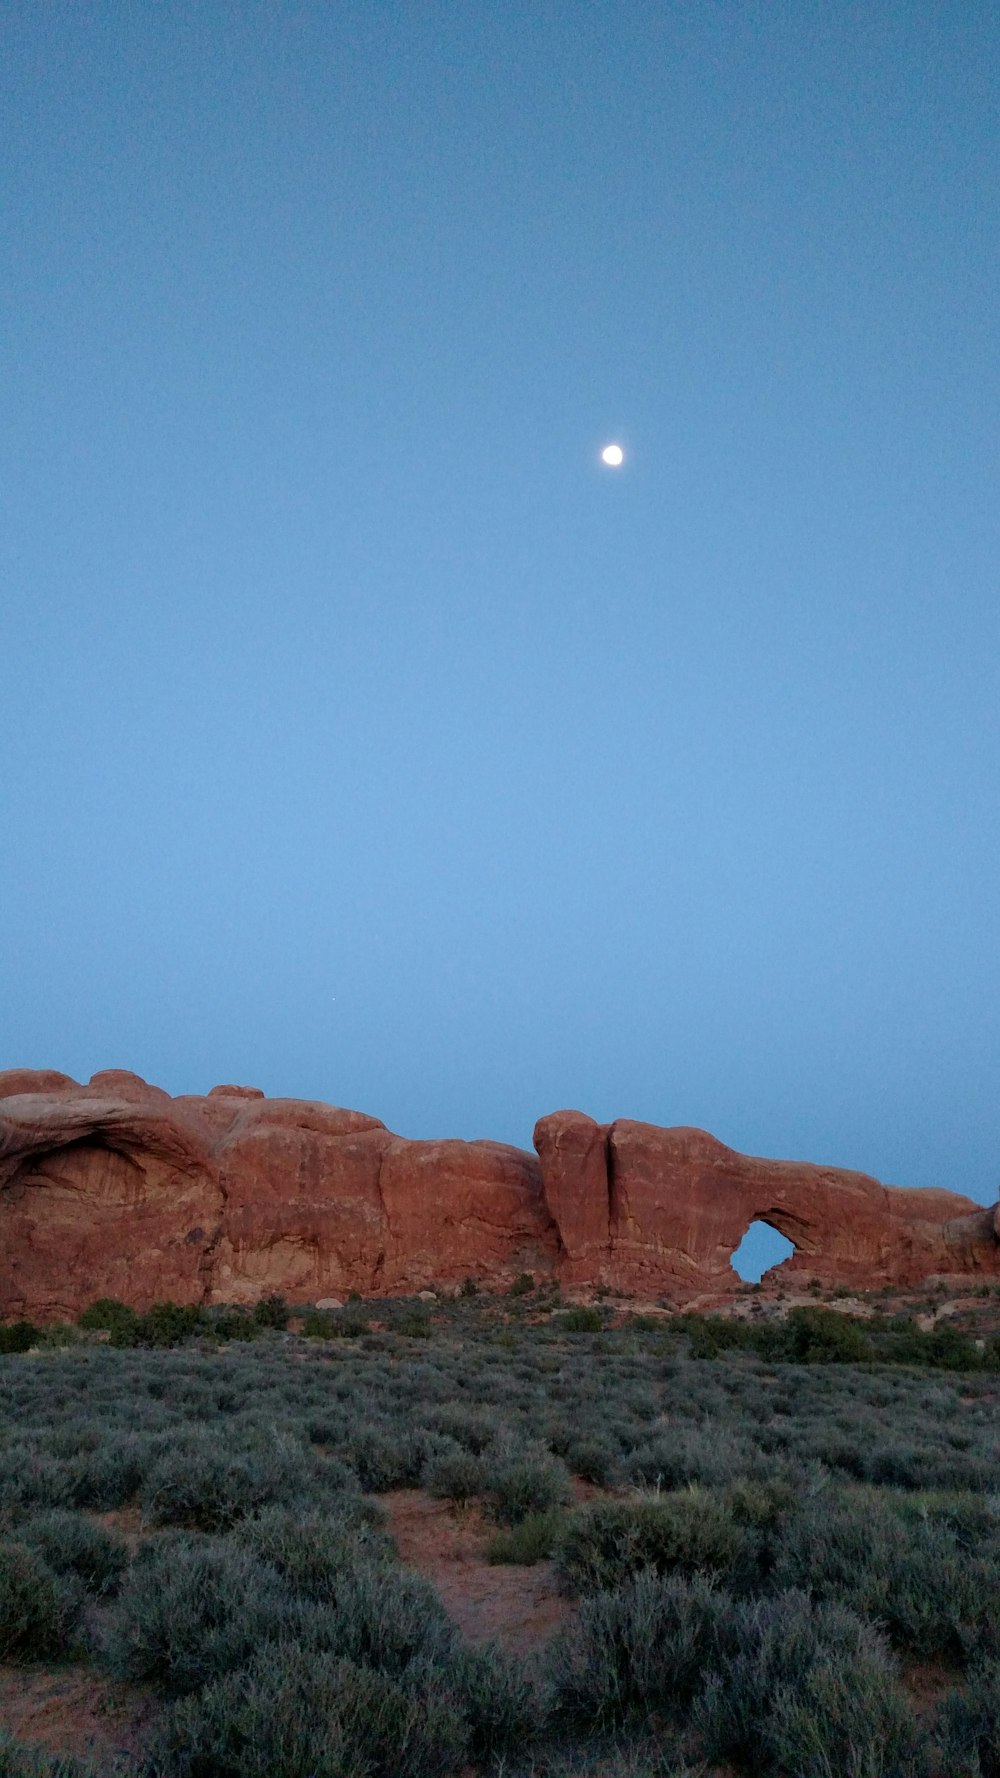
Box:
1 1071 997 1318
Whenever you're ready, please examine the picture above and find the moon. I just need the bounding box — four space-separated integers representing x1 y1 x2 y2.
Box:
601 443 624 467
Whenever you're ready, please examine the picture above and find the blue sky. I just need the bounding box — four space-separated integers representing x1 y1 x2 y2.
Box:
3 3 998 1267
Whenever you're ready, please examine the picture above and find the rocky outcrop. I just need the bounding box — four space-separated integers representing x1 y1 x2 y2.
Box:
533 1112 1000 1295
1 1071 998 1318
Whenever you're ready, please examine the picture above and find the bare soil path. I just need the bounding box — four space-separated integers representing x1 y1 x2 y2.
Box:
383 1489 572 1652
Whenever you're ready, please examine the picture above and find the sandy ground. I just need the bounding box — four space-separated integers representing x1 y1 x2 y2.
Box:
383 1488 572 1651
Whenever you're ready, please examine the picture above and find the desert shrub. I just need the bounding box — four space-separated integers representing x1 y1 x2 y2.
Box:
107 1301 205 1349
560 1307 605 1334
234 1504 393 1595
448 1641 542 1757
156 1646 467 1778
0 1541 82 1660
348 1427 424 1491
418 1403 495 1454
560 1434 622 1486
784 1307 873 1364
102 1533 293 1694
508 1273 534 1297
773 1491 1000 1662
460 1276 479 1297
486 1508 568 1566
422 1441 484 1503
309 1560 457 1674
300 1309 337 1339
141 1434 313 1530
936 1660 1000 1777
252 1293 289 1330
559 1493 757 1595
63 1431 149 1509
548 1570 724 1725
623 1424 760 1491
0 1323 38 1355
19 1510 127 1595
488 1448 572 1525
395 1307 432 1339
694 1590 925 1777
207 1309 259 1343
724 1476 797 1530
77 1298 134 1333
0 1735 104 1778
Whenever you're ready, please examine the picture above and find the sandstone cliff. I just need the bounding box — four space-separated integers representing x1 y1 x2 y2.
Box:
1 1070 997 1318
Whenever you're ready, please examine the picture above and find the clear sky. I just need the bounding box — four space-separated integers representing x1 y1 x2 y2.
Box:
3 4 998 1262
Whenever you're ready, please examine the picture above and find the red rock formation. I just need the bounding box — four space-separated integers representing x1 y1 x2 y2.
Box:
1 1071 997 1319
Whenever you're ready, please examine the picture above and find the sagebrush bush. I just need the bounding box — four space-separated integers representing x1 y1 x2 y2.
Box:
447 1641 542 1757
19 1509 127 1595
548 1570 724 1725
773 1490 1000 1663
0 1734 103 1778
693 1590 925 1777
559 1492 758 1594
422 1440 484 1503
0 1541 81 1660
936 1659 1000 1778
234 1504 393 1596
102 1534 294 1693
488 1448 572 1525
140 1433 316 1530
156 1646 468 1778
348 1426 424 1491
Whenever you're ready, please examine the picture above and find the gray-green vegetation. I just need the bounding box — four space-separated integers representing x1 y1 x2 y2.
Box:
0 1287 998 1775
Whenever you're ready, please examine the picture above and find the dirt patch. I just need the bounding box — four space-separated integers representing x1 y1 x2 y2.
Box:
0 1665 154 1764
900 1659 962 1725
383 1489 572 1653
90 1503 146 1550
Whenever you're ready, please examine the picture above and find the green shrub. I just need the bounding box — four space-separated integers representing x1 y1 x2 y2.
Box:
395 1308 432 1339
20 1510 127 1595
0 1323 38 1355
559 1306 605 1334
558 1492 757 1594
508 1273 534 1297
107 1301 205 1348
0 1541 81 1660
77 1298 134 1332
784 1307 873 1364
208 1309 259 1343
486 1508 567 1565
252 1293 289 1330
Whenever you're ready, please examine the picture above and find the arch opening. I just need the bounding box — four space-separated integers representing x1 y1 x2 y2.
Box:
730 1218 795 1283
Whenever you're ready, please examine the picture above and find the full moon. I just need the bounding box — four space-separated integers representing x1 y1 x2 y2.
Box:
601 443 624 467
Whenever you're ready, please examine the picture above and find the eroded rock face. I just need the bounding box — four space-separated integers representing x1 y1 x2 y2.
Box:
1 1071 997 1317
